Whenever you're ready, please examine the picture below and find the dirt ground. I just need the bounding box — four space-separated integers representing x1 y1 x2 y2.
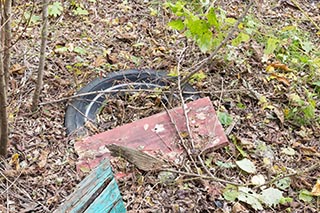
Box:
0 0 319 212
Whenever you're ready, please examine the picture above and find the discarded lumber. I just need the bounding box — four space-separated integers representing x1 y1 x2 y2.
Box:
75 97 229 173
54 159 126 213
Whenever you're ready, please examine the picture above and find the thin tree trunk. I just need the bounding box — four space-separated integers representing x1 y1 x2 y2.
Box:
32 0 49 111
0 0 10 157
3 0 11 85
0 56 8 157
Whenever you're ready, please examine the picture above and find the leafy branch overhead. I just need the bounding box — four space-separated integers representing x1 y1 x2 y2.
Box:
166 1 250 53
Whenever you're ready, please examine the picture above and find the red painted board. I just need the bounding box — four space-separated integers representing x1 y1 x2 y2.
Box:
75 97 228 172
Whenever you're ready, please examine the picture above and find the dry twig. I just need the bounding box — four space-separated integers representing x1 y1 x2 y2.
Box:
161 101 199 173
253 161 320 190
176 47 219 179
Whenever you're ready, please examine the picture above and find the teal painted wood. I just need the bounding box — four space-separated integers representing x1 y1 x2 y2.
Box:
54 159 126 213
85 178 126 213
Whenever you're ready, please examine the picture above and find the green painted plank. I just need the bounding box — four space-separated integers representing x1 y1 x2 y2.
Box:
55 159 126 213
85 178 126 213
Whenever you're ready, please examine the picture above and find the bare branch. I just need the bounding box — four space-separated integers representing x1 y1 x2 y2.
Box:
31 0 49 111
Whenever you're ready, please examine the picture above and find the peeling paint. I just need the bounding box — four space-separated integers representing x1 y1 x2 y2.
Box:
196 106 210 112
98 146 110 154
153 124 165 133
196 112 206 120
144 124 149 131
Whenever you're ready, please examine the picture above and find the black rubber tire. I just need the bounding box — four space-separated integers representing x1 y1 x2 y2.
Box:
65 69 199 135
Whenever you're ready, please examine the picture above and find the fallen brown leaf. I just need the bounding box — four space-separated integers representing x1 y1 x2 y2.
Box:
92 55 106 67
9 153 20 170
10 64 26 75
232 202 249 213
37 150 49 168
311 180 320 196
270 73 290 86
273 107 284 124
269 62 292 72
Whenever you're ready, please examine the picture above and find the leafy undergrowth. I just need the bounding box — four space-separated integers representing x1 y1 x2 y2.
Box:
0 0 319 212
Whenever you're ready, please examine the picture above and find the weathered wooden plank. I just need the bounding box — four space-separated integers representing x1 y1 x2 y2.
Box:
55 159 125 213
75 97 229 172
85 178 126 213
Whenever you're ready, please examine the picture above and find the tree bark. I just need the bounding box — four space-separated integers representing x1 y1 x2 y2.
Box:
31 0 49 111
0 56 8 156
3 0 11 85
0 0 10 157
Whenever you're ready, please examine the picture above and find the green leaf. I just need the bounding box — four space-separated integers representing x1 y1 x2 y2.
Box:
234 142 248 158
185 18 213 52
149 8 158 16
197 31 213 52
48 2 63 17
301 41 313 53
74 47 87 55
131 55 141 66
212 34 224 48
289 93 304 105
168 19 185 31
260 187 283 207
167 68 178 77
215 160 236 169
279 197 293 205
223 184 239 201
281 147 296 156
186 19 209 37
238 187 263 210
191 72 206 82
303 104 315 119
73 7 89 16
236 158 256 174
312 81 320 87
281 25 297 32
230 135 248 157
205 157 212 167
164 1 186 14
264 37 279 55
54 46 68 53
232 32 250 46
313 57 320 67
217 111 233 126
225 17 236 25
299 189 313 203
24 12 40 24
276 177 291 190
206 8 219 29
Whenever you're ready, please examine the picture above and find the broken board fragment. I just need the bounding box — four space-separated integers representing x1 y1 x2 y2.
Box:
75 97 228 172
54 159 126 213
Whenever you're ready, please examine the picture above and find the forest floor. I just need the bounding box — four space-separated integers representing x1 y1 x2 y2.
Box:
0 0 319 212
